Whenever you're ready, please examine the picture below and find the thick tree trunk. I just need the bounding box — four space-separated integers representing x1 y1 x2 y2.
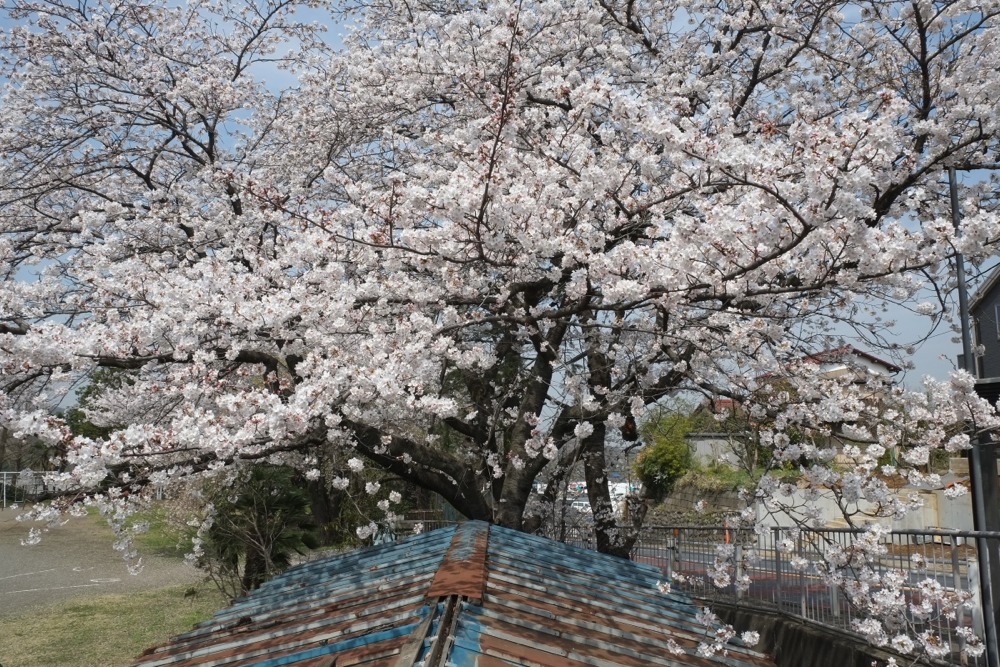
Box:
495 468 532 529
581 423 635 558
241 546 267 594
307 478 342 546
581 318 642 559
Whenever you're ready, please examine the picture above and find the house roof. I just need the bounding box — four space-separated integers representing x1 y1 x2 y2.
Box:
802 345 902 374
132 522 776 667
970 263 1000 312
704 397 739 413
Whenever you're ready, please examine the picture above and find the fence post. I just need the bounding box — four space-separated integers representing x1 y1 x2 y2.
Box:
735 542 744 600
953 540 967 660
829 583 839 621
773 527 782 608
798 531 807 618
664 528 673 580
970 557 985 639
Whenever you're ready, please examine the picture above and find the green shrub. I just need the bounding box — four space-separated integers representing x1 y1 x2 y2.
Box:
634 414 694 500
197 464 320 598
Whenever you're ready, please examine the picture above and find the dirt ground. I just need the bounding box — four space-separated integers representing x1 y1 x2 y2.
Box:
0 506 201 617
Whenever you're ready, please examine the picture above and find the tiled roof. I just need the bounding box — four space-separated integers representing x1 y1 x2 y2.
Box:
133 522 776 667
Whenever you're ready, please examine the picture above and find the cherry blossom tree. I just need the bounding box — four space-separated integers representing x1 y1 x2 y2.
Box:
3 1 1000 653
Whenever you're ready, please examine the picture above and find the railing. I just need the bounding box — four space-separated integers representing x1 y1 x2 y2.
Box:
634 525 999 667
0 470 45 509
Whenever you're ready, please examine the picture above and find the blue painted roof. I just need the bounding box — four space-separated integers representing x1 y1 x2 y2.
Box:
133 522 775 667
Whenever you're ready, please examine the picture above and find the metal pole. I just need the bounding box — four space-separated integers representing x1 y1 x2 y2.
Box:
735 543 744 600
952 170 974 374
798 531 806 618
951 166 1000 667
954 541 966 625
774 527 783 608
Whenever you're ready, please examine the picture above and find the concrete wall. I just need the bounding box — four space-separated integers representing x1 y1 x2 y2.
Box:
686 433 747 467
755 486 974 531
651 480 743 520
938 488 976 531
715 603 903 667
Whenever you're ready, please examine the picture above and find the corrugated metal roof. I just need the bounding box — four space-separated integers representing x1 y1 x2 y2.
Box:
133 522 775 667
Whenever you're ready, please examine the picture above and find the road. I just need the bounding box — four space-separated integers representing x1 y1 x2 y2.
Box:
0 506 201 617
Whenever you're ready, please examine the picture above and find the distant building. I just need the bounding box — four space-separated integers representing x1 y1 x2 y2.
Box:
799 344 902 380
685 346 900 467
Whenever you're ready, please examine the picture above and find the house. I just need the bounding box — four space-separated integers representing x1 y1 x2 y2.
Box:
799 345 902 380
684 346 901 467
132 522 776 667
967 266 1000 378
957 267 1000 537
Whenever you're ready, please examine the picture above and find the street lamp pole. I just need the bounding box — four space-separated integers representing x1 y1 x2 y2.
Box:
951 166 1000 667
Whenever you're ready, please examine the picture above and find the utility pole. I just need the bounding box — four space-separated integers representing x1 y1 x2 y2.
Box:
951 166 1000 667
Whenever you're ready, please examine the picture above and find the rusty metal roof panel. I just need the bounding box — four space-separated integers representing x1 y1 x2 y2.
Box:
461 525 774 667
133 525 460 667
133 522 776 667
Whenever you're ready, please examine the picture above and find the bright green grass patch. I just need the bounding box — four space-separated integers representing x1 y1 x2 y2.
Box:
82 501 193 559
129 503 194 559
0 583 226 667
683 464 801 492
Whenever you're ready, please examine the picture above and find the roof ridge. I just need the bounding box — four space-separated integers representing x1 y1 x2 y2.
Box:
425 521 490 601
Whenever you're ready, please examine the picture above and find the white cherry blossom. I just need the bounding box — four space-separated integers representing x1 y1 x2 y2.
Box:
1 0 1000 658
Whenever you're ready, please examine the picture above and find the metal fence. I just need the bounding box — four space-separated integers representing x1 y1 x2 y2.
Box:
0 470 45 509
633 525 998 667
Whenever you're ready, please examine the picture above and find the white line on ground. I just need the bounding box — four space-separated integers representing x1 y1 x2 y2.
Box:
7 583 104 594
0 568 58 581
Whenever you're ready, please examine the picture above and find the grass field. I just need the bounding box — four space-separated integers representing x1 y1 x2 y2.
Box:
0 503 224 667
129 503 195 558
0 582 226 667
